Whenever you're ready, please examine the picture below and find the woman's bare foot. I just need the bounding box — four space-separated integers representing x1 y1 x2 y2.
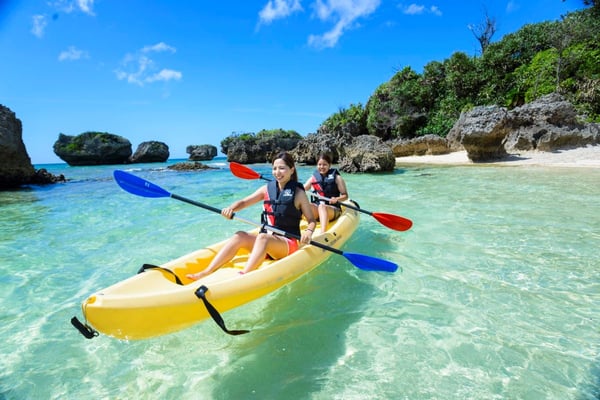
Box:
186 270 210 281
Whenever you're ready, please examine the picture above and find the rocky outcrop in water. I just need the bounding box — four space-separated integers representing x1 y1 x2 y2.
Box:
0 105 34 188
53 132 132 166
167 161 217 171
129 141 169 163
187 144 217 161
0 105 65 189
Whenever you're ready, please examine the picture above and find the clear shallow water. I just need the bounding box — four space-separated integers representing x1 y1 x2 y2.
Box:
0 160 598 399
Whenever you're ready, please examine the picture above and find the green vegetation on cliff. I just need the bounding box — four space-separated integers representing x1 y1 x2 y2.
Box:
326 6 599 141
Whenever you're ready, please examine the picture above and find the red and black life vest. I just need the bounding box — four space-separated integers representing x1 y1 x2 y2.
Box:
309 168 341 205
262 180 304 236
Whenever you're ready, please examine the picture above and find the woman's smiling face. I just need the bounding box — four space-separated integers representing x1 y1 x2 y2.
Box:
272 158 293 183
316 158 330 174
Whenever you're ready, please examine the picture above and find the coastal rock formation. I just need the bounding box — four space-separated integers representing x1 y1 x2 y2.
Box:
223 132 301 164
389 134 451 157
186 144 217 161
53 132 132 166
291 128 353 165
0 105 65 188
447 105 511 161
504 93 600 151
0 105 34 188
339 135 395 173
129 141 169 163
447 93 600 161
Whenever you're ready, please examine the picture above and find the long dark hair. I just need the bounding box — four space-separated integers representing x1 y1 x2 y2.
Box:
317 153 333 165
273 152 298 182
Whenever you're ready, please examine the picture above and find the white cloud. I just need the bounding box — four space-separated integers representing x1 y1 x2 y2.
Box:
403 4 425 15
308 0 381 49
48 0 95 16
31 15 47 38
258 0 303 25
76 0 95 15
49 0 95 15
58 46 89 61
142 42 176 53
146 69 183 83
401 3 442 16
115 43 182 86
257 0 383 49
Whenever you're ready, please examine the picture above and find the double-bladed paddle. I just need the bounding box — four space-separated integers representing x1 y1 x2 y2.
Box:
229 161 413 232
113 170 398 273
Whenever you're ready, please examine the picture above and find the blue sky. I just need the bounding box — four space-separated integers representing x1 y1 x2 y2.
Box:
0 0 586 164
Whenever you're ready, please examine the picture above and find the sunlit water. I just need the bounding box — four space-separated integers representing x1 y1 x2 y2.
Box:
0 159 598 399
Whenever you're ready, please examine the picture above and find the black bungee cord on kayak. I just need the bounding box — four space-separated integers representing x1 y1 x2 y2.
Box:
138 265 249 335
138 263 184 285
194 286 250 336
72 263 249 339
71 315 99 339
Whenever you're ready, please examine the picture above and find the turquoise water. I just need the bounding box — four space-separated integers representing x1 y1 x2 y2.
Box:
0 159 598 399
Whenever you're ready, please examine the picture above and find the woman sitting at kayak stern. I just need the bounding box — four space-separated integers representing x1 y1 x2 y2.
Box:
187 152 316 280
303 153 349 234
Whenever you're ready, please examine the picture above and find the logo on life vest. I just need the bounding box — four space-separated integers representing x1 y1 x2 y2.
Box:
281 188 294 198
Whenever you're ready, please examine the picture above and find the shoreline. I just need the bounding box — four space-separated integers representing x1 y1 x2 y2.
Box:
395 145 600 168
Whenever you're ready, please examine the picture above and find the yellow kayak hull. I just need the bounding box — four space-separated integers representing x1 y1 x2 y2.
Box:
80 205 360 340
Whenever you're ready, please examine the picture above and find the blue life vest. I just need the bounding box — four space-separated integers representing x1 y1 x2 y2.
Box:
262 180 303 236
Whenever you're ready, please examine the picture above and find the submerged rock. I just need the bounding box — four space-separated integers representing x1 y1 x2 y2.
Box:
167 161 217 171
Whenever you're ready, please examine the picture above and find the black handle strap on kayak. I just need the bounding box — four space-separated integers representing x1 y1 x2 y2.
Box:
138 263 183 285
70 316 99 339
194 285 249 336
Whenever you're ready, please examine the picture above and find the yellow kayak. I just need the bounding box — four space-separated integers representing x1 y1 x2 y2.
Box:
74 204 360 340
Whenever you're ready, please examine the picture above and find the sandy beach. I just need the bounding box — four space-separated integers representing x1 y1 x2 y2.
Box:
395 145 600 168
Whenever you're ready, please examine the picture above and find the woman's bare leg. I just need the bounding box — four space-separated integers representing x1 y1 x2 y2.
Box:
317 202 330 233
187 231 256 281
240 233 289 274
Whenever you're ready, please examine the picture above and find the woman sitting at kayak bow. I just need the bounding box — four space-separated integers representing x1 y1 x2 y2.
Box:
187 152 316 280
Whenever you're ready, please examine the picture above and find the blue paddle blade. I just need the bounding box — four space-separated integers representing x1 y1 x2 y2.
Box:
343 252 399 272
113 170 171 198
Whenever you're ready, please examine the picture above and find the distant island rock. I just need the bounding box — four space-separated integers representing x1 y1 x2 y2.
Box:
0 104 65 189
53 132 132 166
130 141 169 163
221 129 302 164
186 144 217 161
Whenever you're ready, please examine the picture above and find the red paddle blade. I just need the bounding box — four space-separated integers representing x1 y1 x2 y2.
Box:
229 162 261 180
372 212 413 231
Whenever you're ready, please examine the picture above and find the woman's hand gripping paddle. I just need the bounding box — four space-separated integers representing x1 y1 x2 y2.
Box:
113 170 398 273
